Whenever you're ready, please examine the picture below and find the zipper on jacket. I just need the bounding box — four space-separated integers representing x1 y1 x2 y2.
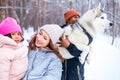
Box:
26 50 39 79
77 65 82 80
65 60 67 80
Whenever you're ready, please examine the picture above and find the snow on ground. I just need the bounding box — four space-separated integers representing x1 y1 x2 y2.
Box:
22 27 37 46
85 35 120 80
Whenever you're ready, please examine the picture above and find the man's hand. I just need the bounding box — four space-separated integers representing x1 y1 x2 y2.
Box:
59 35 70 48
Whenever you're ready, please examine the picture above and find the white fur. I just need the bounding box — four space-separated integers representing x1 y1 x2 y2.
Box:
58 4 112 64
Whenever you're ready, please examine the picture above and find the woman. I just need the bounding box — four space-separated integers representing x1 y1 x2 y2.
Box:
22 24 64 80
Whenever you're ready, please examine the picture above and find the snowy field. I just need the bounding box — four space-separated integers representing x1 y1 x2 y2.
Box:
85 35 120 80
23 27 120 80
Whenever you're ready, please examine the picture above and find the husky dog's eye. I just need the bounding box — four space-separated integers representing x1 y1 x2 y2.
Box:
101 17 104 19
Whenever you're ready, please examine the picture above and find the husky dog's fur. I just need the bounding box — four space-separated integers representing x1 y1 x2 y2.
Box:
58 4 113 64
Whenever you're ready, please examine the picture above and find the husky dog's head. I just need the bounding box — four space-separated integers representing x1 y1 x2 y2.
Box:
79 3 113 35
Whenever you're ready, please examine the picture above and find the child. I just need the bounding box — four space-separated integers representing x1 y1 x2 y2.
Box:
0 17 28 80
22 24 64 80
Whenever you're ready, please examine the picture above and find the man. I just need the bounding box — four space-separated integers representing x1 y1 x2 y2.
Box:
60 9 93 80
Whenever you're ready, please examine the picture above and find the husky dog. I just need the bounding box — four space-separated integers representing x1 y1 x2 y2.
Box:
58 4 113 64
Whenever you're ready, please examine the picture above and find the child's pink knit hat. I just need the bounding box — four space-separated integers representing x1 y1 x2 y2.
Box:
0 17 22 35
40 24 64 44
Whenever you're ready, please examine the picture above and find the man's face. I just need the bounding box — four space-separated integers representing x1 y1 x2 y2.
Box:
68 15 80 24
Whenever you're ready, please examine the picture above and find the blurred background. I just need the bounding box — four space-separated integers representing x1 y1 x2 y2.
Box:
0 0 120 46
1 1 120 80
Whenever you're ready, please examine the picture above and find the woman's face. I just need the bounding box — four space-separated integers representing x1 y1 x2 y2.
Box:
35 30 50 48
11 32 22 43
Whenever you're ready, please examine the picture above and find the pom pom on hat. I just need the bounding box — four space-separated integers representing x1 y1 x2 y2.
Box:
0 17 22 35
40 24 64 44
64 9 80 23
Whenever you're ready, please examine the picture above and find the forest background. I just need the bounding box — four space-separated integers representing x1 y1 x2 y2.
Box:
0 0 120 46
1 1 120 80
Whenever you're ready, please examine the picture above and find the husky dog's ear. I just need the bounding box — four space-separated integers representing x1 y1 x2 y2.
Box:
97 3 101 9
94 3 102 14
97 3 104 12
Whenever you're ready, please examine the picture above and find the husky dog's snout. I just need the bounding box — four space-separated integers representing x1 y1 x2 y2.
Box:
109 23 113 26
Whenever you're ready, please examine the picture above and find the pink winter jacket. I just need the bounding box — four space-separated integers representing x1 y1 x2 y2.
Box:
0 34 28 80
